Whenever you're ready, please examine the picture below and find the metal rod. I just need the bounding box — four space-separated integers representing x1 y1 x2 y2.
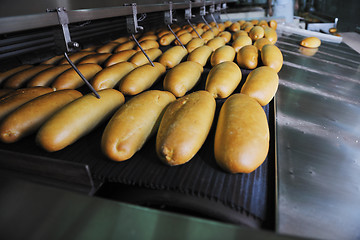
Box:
132 33 155 67
167 24 185 49
63 52 101 99
187 19 202 39
201 15 213 32
210 14 219 29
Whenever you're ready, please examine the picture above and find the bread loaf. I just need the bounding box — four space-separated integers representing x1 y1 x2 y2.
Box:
210 45 236 66
205 61 242 98
129 48 162 67
158 46 188 69
0 65 33 85
241 66 279 106
187 45 213 67
186 38 205 53
102 90 175 161
236 45 258 69
52 63 102 90
0 87 53 120
214 93 269 173
232 35 252 52
104 50 137 67
300 36 321 48
0 89 82 143
261 44 283 72
27 65 72 87
36 89 125 152
206 37 226 51
91 62 136 91
163 61 203 97
119 62 166 95
156 91 216 166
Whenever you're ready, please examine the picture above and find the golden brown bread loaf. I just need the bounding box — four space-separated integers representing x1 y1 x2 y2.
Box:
91 62 136 91
210 45 236 66
119 62 166 95
240 66 279 106
113 36 130 44
104 50 137 67
236 45 258 69
77 53 112 65
129 48 162 67
201 30 215 43
190 28 204 38
206 37 226 51
41 55 63 65
232 30 248 41
158 46 188 69
96 42 120 53
163 61 203 97
186 38 205 53
0 89 82 143
187 45 213 67
27 65 72 87
52 63 102 90
114 41 136 52
248 26 265 41
136 40 159 50
263 27 278 44
218 31 231 43
3 65 53 89
229 22 241 32
102 90 175 161
175 32 193 46
58 51 96 64
253 38 272 51
156 90 216 166
261 44 283 72
138 34 158 42
205 61 242 99
0 87 53 121
269 20 277 30
214 93 269 173
300 37 321 48
232 35 252 52
36 89 125 152
0 65 33 85
159 33 176 46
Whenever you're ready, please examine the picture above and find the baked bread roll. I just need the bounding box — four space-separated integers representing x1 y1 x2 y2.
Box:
41 55 63 65
232 35 252 52
214 93 269 173
36 89 125 152
229 22 240 32
269 20 277 30
232 30 248 41
156 90 216 166
224 20 232 28
0 89 14 98
206 37 226 51
114 41 136 52
241 66 279 106
129 48 162 67
119 62 166 95
104 50 137 67
201 30 215 43
0 87 53 121
300 37 321 48
159 33 176 46
96 42 120 53
187 45 213 67
77 53 112 66
263 27 278 44
136 40 159 51
27 65 72 87
186 38 205 53
205 61 242 98
3 65 53 89
175 32 193 46
236 45 258 70
0 89 82 143
113 36 130 44
248 26 265 41
163 61 203 97
261 44 283 72
91 62 136 91
102 90 175 161
0 65 33 85
253 38 272 51
210 45 236 66
52 63 102 90
158 46 188 69
138 34 158 42
218 31 231 43
58 51 96 64
190 28 204 38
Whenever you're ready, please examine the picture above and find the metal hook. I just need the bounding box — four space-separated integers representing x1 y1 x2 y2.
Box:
185 1 201 39
200 4 213 32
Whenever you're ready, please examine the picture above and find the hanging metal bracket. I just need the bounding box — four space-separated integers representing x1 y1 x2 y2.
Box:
200 2 213 32
209 2 219 29
47 7 79 52
185 1 201 39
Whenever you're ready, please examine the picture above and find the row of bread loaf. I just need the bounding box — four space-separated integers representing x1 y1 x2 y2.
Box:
0 19 282 173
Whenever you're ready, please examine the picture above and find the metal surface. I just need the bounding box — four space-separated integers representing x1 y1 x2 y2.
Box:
275 30 360 240
0 173 304 240
0 0 235 34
